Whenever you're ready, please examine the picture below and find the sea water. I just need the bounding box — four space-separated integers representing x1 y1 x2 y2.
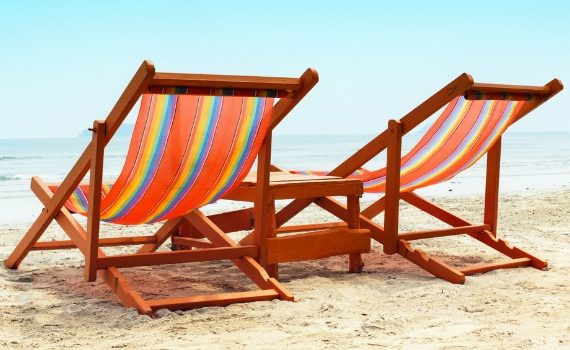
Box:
0 133 569 224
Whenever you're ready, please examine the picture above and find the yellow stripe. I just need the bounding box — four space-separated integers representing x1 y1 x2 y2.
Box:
400 100 471 178
138 96 214 223
101 96 169 219
198 98 255 205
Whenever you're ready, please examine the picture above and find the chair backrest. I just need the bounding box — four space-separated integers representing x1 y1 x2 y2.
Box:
60 92 275 224
360 95 532 192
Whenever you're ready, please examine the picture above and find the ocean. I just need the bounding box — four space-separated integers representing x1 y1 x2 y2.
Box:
1 133 569 224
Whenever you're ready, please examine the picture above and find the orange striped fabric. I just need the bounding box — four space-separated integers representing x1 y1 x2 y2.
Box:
50 93 274 224
291 96 529 193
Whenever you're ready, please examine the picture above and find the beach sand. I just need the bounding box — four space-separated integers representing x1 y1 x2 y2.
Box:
1 190 569 349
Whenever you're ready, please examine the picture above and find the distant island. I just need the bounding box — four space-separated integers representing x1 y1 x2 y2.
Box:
78 123 134 137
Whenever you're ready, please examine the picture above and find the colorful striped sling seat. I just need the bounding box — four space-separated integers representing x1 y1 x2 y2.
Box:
50 92 274 224
292 94 529 194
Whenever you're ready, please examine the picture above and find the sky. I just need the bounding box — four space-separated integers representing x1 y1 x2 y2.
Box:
0 0 569 138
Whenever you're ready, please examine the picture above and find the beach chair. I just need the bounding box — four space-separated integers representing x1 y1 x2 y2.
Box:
4 60 322 315
284 73 563 284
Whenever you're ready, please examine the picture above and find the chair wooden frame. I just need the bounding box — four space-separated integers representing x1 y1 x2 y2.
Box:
273 73 563 284
4 60 319 314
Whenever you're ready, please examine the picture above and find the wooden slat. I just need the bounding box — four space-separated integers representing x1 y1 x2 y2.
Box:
32 235 157 250
97 246 258 269
146 290 280 311
467 83 551 95
269 182 362 200
398 225 491 241
152 73 302 91
459 258 531 276
276 222 347 234
242 172 341 184
266 228 370 264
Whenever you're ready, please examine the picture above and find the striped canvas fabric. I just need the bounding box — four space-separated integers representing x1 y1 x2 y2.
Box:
291 96 528 193
50 93 274 224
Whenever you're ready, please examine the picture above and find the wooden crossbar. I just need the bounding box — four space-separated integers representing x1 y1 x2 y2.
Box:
146 290 280 311
398 225 491 241
151 72 303 91
266 228 370 264
32 235 157 250
459 258 532 276
97 246 258 269
276 222 347 234
467 83 551 96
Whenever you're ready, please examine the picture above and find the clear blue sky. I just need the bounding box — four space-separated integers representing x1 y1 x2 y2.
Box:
1 0 568 138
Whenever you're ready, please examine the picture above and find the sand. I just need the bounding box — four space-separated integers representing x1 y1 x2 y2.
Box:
1 190 569 349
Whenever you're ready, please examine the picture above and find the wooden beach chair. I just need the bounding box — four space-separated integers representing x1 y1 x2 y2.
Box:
283 73 563 284
4 60 325 315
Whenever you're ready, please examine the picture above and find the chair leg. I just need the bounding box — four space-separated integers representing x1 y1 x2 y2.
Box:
84 120 105 282
383 119 403 255
347 195 364 272
256 198 278 279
